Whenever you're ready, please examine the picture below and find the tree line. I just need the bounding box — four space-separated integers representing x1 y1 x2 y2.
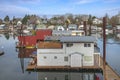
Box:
0 13 120 27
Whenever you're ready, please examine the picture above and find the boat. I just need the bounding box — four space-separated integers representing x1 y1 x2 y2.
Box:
0 51 4 56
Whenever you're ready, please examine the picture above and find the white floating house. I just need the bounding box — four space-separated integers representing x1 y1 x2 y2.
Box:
37 36 100 67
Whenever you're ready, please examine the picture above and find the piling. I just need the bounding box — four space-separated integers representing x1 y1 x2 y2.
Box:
103 17 107 80
83 21 87 36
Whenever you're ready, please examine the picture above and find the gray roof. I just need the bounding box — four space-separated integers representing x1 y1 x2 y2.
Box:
52 30 71 36
45 36 61 41
45 36 96 43
60 36 96 43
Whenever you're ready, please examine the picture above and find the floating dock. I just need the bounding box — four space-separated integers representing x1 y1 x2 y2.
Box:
27 64 102 72
100 57 120 80
26 56 120 80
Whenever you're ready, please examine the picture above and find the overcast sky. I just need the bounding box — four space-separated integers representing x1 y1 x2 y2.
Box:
0 0 120 19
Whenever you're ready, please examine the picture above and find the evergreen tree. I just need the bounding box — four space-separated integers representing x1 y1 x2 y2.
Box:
12 16 16 25
88 15 96 36
0 19 3 24
22 15 30 25
4 15 10 22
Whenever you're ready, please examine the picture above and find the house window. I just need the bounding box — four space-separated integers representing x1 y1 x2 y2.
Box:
88 44 91 47
84 43 87 47
64 57 68 61
54 56 57 59
44 56 47 59
84 43 91 47
84 56 92 61
66 43 73 47
76 32 79 36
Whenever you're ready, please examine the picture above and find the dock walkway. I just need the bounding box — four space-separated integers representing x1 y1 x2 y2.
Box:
100 57 120 80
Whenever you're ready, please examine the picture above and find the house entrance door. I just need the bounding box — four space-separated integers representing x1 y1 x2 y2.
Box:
70 54 82 67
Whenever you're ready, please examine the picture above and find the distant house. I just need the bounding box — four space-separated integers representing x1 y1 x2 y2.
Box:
0 24 5 32
116 25 120 33
52 30 71 36
27 24 33 30
55 26 65 31
93 18 102 25
71 30 85 36
68 24 78 30
36 24 46 29
37 36 100 67
52 30 85 36
78 25 84 30
17 21 22 26
47 25 55 30
16 21 22 30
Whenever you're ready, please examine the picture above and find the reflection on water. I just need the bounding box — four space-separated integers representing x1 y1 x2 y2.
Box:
0 33 37 80
37 71 103 80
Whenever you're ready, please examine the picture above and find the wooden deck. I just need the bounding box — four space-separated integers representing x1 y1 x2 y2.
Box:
100 57 120 80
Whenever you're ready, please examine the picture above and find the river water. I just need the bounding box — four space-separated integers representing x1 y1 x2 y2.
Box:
0 33 120 80
97 34 120 76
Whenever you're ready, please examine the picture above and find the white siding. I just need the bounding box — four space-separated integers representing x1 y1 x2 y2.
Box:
37 49 64 54
37 53 69 66
65 43 94 66
37 42 95 66
65 43 94 55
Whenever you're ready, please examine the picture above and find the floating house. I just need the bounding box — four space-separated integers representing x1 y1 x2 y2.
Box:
17 29 52 48
37 36 100 68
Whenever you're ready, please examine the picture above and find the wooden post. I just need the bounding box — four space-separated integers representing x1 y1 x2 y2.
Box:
89 24 91 36
112 23 115 35
84 21 87 36
103 17 106 80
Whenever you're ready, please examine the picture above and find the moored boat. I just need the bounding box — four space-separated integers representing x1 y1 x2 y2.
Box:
0 51 4 56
